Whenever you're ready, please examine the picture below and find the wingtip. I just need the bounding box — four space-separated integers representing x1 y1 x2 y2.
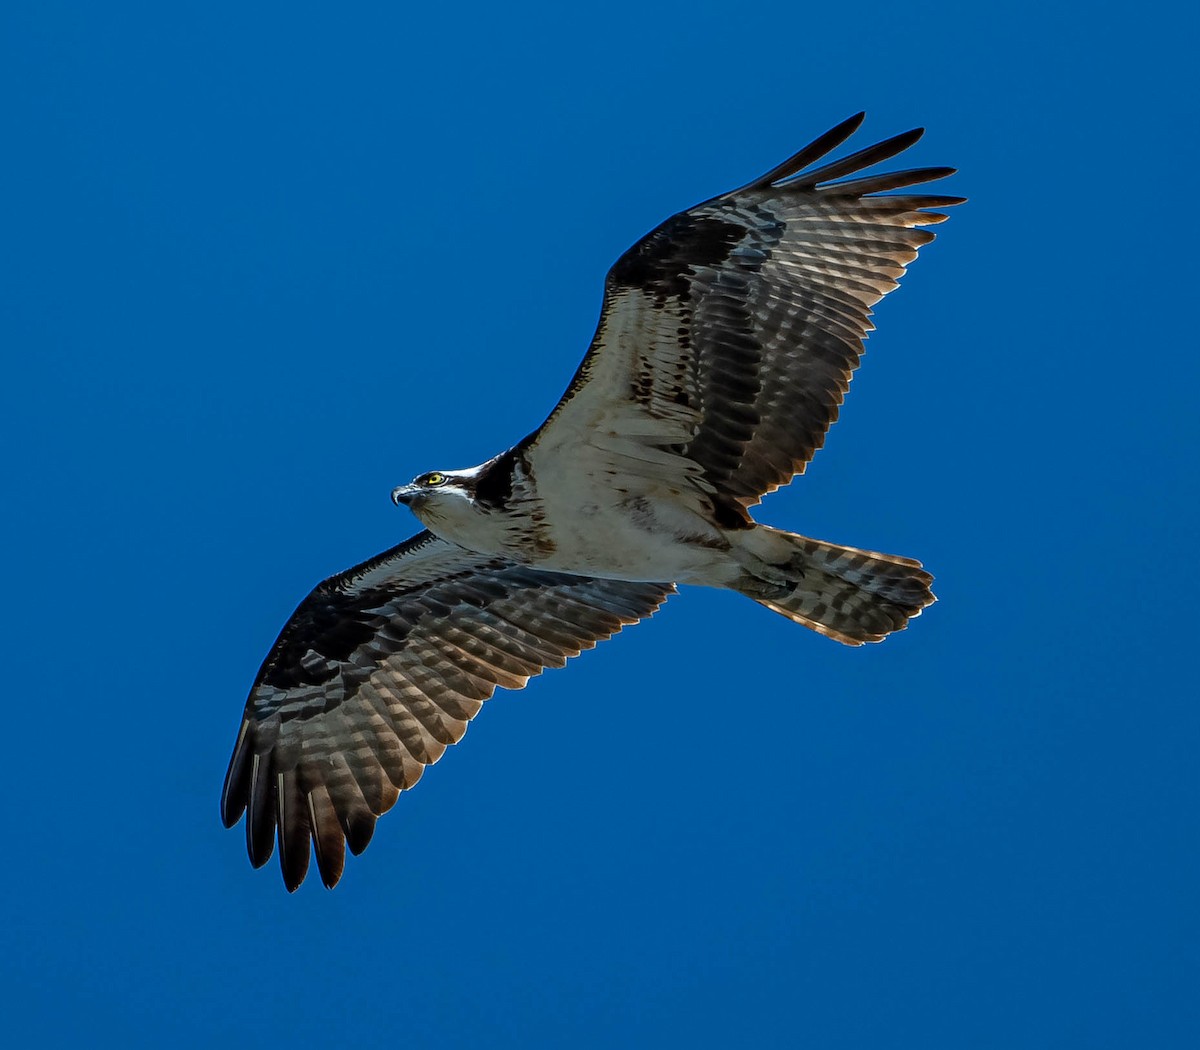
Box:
345 813 377 856
738 112 872 193
220 718 252 828
922 165 956 181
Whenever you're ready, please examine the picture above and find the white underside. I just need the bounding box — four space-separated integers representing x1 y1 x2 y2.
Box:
414 290 781 587
534 494 739 585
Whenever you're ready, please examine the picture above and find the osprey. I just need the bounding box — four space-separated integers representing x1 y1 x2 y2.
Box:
222 114 962 890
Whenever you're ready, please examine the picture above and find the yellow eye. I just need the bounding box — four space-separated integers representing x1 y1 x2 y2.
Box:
423 472 447 487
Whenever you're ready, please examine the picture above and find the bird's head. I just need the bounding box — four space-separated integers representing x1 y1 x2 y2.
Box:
391 470 471 512
390 469 479 531
391 449 515 542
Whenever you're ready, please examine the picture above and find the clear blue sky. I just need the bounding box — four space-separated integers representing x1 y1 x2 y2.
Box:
2 2 1196 1047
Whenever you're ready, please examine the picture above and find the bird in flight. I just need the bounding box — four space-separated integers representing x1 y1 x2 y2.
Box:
221 114 962 890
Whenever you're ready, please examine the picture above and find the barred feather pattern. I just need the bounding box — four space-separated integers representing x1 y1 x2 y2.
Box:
740 531 935 645
221 115 960 890
533 113 962 512
221 531 671 890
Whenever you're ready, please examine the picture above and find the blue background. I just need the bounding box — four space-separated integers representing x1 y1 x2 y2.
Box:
3 2 1196 1046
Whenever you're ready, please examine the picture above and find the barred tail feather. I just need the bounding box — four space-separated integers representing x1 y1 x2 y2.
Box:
734 529 935 645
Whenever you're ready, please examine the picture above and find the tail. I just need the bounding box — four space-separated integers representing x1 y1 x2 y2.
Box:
732 527 935 645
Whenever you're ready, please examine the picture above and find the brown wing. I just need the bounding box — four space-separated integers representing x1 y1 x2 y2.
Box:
531 113 963 511
221 530 671 890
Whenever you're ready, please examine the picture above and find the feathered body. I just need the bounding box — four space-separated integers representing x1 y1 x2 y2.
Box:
222 114 962 889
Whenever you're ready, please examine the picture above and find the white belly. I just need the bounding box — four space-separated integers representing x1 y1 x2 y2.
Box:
531 472 737 585
419 407 747 585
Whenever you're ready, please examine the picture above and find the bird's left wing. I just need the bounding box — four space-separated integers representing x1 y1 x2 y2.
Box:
221 530 671 890
527 114 962 515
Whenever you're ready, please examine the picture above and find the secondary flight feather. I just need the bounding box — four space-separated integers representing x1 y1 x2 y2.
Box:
221 113 962 890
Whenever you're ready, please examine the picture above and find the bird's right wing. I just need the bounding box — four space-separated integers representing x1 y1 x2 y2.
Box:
221 530 672 890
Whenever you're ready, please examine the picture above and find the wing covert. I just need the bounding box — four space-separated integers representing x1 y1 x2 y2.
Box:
221 530 671 890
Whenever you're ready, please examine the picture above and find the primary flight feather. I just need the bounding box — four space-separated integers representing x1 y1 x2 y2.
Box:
221 113 962 890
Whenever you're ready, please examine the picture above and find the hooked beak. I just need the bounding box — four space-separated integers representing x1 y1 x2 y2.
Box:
390 484 419 508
